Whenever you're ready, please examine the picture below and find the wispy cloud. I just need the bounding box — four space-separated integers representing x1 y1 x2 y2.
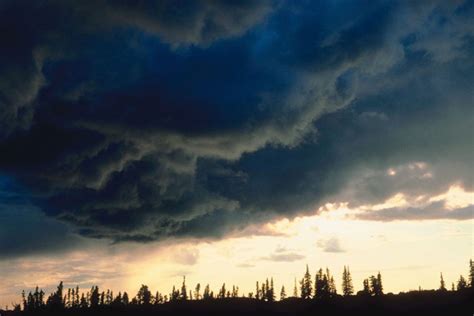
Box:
172 248 200 266
317 237 345 253
260 246 306 262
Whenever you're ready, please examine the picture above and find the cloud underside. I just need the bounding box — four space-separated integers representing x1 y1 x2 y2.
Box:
355 203 473 222
0 0 473 253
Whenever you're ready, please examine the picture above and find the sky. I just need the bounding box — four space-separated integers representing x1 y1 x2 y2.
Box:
0 0 473 308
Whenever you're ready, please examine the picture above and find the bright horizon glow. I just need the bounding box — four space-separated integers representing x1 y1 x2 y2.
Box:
1 185 472 308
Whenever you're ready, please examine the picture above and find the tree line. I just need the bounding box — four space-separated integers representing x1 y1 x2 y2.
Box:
13 259 474 312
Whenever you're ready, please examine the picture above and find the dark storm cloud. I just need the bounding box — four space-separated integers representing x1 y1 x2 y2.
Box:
0 176 84 258
0 0 473 253
0 0 274 138
103 0 275 46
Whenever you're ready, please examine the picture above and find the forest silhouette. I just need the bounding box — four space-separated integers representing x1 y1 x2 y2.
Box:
1 260 473 316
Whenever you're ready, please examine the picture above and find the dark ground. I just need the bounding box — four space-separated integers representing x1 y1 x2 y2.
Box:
1 289 473 316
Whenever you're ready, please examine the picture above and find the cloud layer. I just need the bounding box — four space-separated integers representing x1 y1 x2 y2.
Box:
0 0 473 256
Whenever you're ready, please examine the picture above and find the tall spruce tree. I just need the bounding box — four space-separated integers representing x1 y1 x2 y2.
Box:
280 286 286 300
368 273 383 296
362 279 370 296
180 277 188 300
469 259 474 287
170 286 179 301
46 282 64 309
293 278 298 297
203 284 211 300
342 266 354 296
457 275 467 290
122 292 129 305
439 273 447 291
80 293 88 308
300 265 313 299
218 283 226 299
231 285 239 298
194 283 201 300
376 272 383 295
268 278 275 302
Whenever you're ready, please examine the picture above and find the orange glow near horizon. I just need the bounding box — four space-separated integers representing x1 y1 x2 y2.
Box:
1 185 472 308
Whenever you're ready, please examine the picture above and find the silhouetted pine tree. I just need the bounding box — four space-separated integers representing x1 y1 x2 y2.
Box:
315 269 324 299
180 277 188 300
376 272 383 295
35 287 45 310
73 288 77 307
105 289 112 305
457 275 467 290
67 288 71 308
170 286 179 301
99 291 105 305
326 268 334 294
137 284 152 305
300 265 313 299
122 292 129 305
342 266 354 296
86 290 91 306
264 279 269 301
13 304 21 312
154 291 163 304
368 273 383 296
73 287 78 307
39 289 45 309
293 278 298 297
260 278 274 302
111 292 122 306
47 281 65 309
203 284 211 300
194 283 201 300
24 292 30 310
314 267 337 298
267 278 275 302
29 292 36 311
359 279 371 296
439 273 447 291
280 286 286 300
218 283 226 299
369 276 377 296
469 259 474 287
80 293 88 308
21 290 27 311
22 286 45 311
231 285 239 298
329 276 337 295
256 281 261 300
